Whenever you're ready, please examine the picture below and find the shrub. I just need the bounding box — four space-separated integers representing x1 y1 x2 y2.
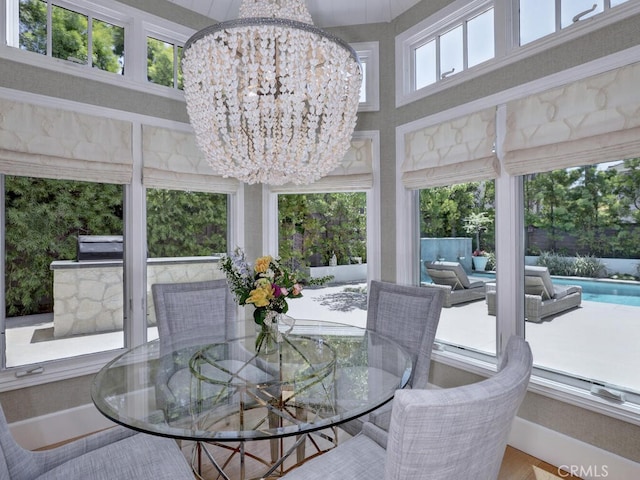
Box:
537 251 606 278
536 251 573 276
572 254 606 278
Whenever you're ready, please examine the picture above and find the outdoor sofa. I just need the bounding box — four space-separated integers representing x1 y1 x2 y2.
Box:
423 261 487 307
487 265 582 322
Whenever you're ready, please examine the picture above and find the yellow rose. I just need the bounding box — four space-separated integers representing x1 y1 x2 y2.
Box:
254 255 272 273
247 284 273 307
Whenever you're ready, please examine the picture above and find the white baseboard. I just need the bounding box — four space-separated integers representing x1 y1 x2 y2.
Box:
509 416 640 479
9 403 117 450
10 404 640 479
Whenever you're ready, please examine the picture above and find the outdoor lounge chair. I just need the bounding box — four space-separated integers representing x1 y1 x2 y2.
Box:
424 261 486 307
486 266 582 323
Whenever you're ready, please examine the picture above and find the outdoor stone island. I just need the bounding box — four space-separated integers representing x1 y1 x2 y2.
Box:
50 257 224 339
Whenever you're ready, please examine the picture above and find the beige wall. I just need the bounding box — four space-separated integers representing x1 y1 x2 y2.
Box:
1 0 639 464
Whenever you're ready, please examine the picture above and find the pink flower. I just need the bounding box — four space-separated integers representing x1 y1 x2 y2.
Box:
292 283 303 296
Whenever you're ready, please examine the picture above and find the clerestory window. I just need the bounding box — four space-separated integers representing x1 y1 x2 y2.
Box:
16 0 125 74
519 0 631 45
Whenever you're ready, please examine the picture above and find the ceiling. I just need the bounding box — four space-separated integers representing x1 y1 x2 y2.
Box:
166 0 422 27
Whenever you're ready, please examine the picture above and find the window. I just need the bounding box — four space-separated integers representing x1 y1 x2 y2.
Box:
17 0 125 74
412 5 495 90
145 188 228 340
277 192 368 327
146 36 183 89
397 0 639 107
3 176 125 368
522 160 640 403
419 181 497 357
519 0 630 45
353 42 379 112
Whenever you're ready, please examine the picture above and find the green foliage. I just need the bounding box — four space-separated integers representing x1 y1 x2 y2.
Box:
572 254 605 278
463 211 492 252
536 251 605 278
19 0 124 74
420 181 495 253
19 0 47 54
147 37 176 87
524 169 581 251
5 181 227 317
5 177 123 316
525 160 640 258
278 193 366 267
146 189 227 257
536 252 574 276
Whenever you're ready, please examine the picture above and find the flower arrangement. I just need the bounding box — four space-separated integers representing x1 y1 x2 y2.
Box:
220 248 305 350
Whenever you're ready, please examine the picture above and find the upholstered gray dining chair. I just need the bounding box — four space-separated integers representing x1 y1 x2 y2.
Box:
152 278 238 350
152 279 271 421
281 335 533 480
339 280 445 435
0 401 193 480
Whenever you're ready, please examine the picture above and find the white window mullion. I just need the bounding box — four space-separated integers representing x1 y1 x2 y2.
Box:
493 0 516 56
125 122 146 348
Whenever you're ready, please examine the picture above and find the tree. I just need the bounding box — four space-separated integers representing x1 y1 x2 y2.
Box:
278 193 366 268
524 169 580 251
19 1 124 74
463 212 492 253
147 37 175 87
419 184 478 238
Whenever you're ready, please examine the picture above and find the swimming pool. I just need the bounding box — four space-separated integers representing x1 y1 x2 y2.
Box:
552 277 640 307
470 272 640 307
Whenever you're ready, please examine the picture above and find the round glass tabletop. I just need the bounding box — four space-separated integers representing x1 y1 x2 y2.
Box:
91 320 412 442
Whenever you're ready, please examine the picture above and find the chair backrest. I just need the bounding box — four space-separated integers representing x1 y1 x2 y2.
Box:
524 266 555 300
424 261 472 290
152 279 237 350
366 280 445 388
384 336 533 480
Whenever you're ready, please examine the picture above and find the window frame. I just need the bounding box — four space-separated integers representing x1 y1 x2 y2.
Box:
0 88 242 391
396 0 640 107
517 0 632 47
264 130 381 285
1 0 194 100
396 0 495 106
352 41 380 112
396 44 640 423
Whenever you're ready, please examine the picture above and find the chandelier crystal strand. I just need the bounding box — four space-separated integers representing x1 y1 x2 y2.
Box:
182 0 362 185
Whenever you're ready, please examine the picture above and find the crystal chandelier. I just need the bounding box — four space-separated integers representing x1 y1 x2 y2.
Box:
182 0 362 185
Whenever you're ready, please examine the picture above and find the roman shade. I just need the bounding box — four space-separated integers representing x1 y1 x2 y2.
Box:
401 108 498 189
270 134 375 193
142 125 240 194
0 98 132 184
504 61 640 175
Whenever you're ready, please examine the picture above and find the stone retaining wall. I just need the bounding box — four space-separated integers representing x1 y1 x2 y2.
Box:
50 257 223 338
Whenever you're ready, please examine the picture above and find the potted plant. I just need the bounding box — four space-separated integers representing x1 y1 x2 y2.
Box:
464 212 492 271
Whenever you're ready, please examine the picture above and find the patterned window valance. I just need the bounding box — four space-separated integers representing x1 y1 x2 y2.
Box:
504 61 640 175
0 99 132 184
401 108 498 189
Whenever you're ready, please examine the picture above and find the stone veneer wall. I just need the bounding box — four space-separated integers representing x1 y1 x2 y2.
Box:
50 257 224 338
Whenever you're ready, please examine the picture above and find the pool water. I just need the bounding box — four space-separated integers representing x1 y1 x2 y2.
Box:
552 277 640 307
471 272 640 307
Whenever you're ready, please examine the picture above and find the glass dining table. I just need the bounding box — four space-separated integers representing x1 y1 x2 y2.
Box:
91 320 412 480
